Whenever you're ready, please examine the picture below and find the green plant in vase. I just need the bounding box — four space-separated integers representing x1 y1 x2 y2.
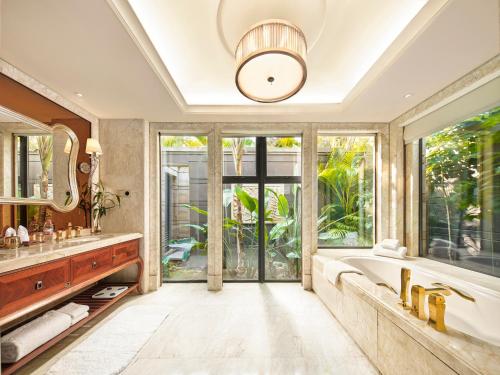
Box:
91 181 121 233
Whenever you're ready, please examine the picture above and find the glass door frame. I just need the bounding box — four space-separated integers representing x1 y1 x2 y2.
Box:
222 136 302 282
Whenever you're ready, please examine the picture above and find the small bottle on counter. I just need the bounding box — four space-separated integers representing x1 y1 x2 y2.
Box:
43 219 54 241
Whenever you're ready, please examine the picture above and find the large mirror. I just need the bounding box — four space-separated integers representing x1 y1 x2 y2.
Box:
0 106 79 212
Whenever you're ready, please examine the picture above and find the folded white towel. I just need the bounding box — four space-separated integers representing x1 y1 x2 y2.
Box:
323 260 364 285
1 310 71 363
70 311 89 325
57 302 89 321
381 239 400 250
373 244 407 259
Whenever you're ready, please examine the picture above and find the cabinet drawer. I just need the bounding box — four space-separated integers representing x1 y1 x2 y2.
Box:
71 247 113 285
112 240 139 266
0 259 70 317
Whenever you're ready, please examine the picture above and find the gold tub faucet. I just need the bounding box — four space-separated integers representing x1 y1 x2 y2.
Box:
410 285 451 320
400 267 411 308
410 283 475 332
428 293 447 332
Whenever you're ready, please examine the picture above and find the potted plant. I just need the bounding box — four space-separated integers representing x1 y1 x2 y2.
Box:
91 181 121 233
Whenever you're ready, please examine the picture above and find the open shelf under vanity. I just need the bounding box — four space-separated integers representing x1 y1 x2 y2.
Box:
1 282 139 375
0 236 143 374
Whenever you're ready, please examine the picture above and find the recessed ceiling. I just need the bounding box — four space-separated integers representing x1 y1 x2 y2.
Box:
0 0 498 122
128 0 430 106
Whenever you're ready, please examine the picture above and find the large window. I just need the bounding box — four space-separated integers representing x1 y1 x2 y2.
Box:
421 107 500 277
160 136 208 281
222 136 302 281
317 135 375 248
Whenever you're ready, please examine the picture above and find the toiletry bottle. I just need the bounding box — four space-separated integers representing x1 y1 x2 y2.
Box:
43 219 54 241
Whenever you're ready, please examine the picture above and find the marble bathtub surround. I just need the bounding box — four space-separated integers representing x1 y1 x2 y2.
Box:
313 251 500 375
0 232 142 274
149 122 390 291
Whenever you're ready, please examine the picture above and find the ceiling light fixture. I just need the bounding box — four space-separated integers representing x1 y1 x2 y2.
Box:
404 93 413 99
75 92 83 97
235 19 307 103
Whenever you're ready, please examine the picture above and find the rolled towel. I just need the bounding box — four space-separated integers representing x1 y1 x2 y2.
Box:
57 302 89 321
323 260 364 285
4 227 16 237
70 311 89 325
381 239 400 250
1 310 71 363
373 244 407 259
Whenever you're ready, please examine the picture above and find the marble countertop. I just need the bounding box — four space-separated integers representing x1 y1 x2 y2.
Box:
0 232 143 274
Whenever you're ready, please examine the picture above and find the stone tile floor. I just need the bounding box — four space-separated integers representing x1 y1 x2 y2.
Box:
18 283 378 375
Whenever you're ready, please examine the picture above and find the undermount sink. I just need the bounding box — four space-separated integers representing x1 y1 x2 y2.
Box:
64 236 102 243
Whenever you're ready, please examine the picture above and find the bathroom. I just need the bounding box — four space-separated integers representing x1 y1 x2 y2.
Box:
0 0 499 374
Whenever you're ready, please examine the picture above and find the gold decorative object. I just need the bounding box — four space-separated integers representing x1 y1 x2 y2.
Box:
235 19 307 103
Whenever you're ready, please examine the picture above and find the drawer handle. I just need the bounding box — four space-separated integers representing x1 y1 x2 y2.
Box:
35 280 43 290
92 261 97 269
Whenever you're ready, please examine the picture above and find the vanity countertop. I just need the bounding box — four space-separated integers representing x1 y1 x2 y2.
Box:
0 232 143 274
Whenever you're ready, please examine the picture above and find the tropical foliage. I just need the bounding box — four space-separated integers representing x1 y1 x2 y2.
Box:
424 106 500 263
317 136 374 247
91 181 121 233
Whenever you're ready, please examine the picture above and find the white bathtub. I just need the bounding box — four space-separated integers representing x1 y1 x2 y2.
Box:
339 255 500 347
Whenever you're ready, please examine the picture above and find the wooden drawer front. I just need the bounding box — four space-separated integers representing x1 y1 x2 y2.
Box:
0 259 70 317
71 247 113 285
112 240 139 266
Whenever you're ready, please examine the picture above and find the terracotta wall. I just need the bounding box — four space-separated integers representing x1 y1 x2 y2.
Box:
0 73 91 230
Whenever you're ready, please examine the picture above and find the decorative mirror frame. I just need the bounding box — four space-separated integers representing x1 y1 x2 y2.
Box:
0 105 80 212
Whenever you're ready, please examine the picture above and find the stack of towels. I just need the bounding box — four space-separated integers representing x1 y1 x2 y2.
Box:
1 303 89 364
57 302 89 325
373 239 407 259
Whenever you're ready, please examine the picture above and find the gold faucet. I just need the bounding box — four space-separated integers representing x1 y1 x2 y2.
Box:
428 293 447 332
66 222 73 239
75 226 82 237
431 282 476 302
410 285 451 320
400 267 411 308
410 283 475 332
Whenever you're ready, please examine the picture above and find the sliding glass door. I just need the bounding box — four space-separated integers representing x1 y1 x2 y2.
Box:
222 136 302 282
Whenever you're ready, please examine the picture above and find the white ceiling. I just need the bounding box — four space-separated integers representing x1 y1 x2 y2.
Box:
128 0 429 105
0 0 498 122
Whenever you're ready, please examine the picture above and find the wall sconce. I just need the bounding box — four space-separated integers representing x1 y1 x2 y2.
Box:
78 138 103 178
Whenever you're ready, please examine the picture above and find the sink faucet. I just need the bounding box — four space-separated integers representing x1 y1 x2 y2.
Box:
400 267 411 309
66 222 73 240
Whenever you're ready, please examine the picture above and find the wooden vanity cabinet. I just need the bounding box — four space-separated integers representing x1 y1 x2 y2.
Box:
112 240 139 266
0 239 142 322
71 247 114 285
0 259 70 317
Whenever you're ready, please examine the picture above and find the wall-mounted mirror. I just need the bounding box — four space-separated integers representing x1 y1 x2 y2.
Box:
0 106 79 212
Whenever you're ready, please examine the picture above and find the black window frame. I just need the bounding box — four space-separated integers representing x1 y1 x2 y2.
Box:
222 136 302 283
